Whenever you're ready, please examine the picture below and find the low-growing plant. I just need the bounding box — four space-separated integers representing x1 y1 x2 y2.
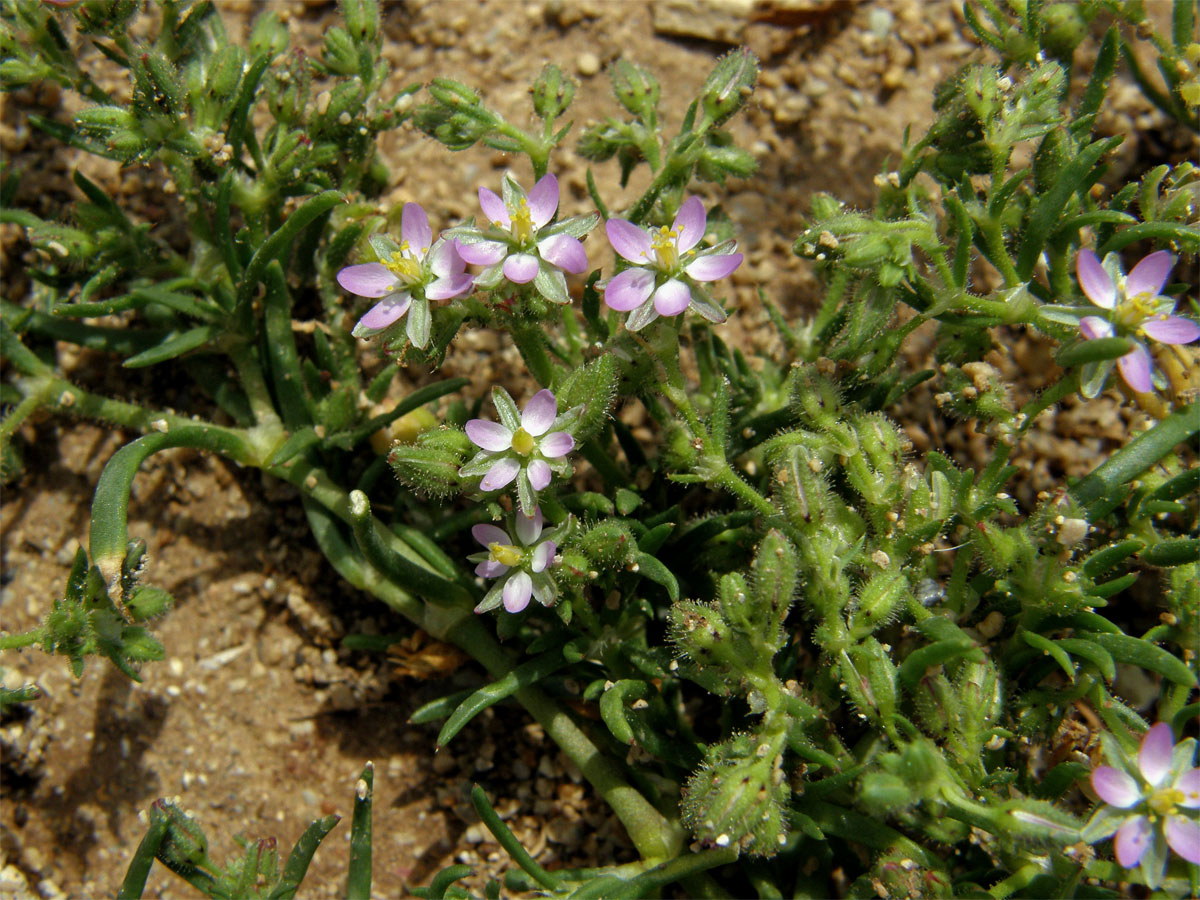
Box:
2 0 1198 896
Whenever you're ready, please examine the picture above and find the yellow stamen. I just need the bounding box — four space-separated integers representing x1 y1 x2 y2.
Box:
488 542 523 567
511 428 536 455
1149 787 1184 817
384 242 423 286
651 225 681 270
511 199 533 244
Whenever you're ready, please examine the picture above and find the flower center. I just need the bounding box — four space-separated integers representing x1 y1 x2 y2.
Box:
651 225 680 270
384 243 423 286
511 199 533 244
1148 786 1184 818
511 428 536 455
488 542 523 567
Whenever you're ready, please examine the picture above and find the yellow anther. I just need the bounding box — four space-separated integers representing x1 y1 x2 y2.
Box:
511 199 533 243
384 245 422 286
1149 787 1184 817
651 225 681 270
488 542 523 567
511 428 536 455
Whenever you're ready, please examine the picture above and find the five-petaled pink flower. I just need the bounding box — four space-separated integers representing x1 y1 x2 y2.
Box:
337 202 473 348
468 506 562 614
1076 249 1200 396
452 174 597 305
1083 722 1200 888
604 196 742 331
460 387 579 515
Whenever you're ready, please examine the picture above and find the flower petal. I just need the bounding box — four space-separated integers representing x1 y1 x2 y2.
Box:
514 507 543 546
475 559 508 578
357 293 411 331
401 202 432 254
605 267 656 311
1165 817 1200 864
1139 722 1175 787
503 571 532 613
673 196 706 253
472 523 511 548
531 540 555 573
606 219 653 263
1092 766 1140 808
1176 768 1200 808
426 273 474 301
338 263 399 298
504 253 540 284
539 431 574 458
1114 816 1152 868
479 187 510 229
429 238 466 278
527 173 560 229
538 233 588 273
527 458 552 490
1142 315 1200 345
456 239 508 266
1077 249 1116 309
1080 315 1114 340
480 457 521 491
653 278 692 316
1125 250 1173 301
1117 344 1154 394
522 389 558 436
685 252 743 282
465 419 513 452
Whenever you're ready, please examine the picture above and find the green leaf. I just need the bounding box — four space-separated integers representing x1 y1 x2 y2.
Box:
122 325 221 368
1081 539 1145 578
1140 538 1200 568
1016 136 1122 279
346 762 373 900
270 814 341 900
436 651 565 747
1087 632 1197 687
1021 630 1074 682
1056 637 1116 682
898 639 985 689
632 551 679 601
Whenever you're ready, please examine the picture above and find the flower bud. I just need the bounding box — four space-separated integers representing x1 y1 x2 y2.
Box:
576 520 636 567
341 0 380 43
697 142 758 184
250 11 289 58
138 50 184 117
700 47 758 128
681 733 788 856
205 45 246 104
74 104 137 137
531 63 575 121
151 800 210 875
387 426 470 498
557 354 617 443
610 60 659 117
1039 3 1087 61
322 26 359 76
126 586 173 623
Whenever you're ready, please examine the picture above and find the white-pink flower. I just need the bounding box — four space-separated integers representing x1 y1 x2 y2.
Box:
337 202 473 348
468 506 562 614
1083 722 1200 888
459 387 579 514
1076 249 1199 396
603 196 742 331
450 173 598 305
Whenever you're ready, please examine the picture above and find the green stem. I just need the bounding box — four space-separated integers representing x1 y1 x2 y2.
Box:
511 324 557 388
227 341 282 428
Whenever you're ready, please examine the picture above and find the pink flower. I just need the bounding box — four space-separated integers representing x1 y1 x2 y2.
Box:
336 202 473 348
468 507 562 614
450 174 598 304
1083 722 1200 888
459 388 578 515
1076 249 1199 396
603 196 742 331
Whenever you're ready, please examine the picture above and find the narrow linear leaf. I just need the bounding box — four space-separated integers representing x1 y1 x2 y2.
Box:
437 650 565 746
346 762 373 900
1021 630 1074 682
898 639 984 690
270 814 341 900
1087 632 1197 687
122 325 221 368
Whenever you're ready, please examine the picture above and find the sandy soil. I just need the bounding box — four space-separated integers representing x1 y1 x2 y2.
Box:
0 1 1185 896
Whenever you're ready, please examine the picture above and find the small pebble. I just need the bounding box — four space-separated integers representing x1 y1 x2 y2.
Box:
577 52 600 77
